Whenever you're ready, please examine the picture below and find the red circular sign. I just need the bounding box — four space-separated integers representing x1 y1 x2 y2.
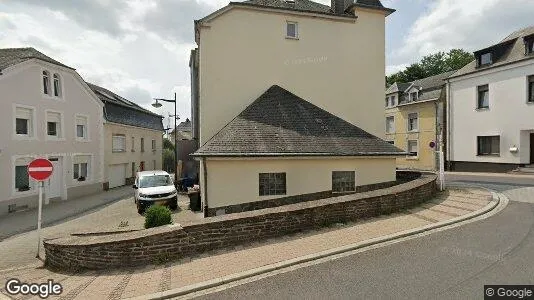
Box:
429 141 436 149
28 159 54 181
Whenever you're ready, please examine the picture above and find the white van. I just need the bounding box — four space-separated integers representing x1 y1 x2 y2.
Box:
133 171 177 214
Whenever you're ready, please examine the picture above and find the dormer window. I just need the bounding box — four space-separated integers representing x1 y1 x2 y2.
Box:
526 39 534 55
479 52 492 66
410 91 418 102
286 21 298 39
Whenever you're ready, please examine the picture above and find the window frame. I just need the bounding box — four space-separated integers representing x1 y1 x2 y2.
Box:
409 91 418 102
45 110 64 140
42 70 51 96
477 136 500 156
386 116 395 134
477 84 490 109
112 134 126 152
75 114 89 141
407 140 419 158
407 112 419 132
13 104 36 140
12 156 36 196
52 73 62 98
72 155 92 182
259 172 287 196
131 137 135 152
141 137 145 152
479 52 492 66
332 171 356 193
286 21 298 39
152 139 156 151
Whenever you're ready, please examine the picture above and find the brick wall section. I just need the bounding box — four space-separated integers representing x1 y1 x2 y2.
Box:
44 173 437 271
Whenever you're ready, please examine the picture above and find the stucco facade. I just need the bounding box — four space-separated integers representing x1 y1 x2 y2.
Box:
205 157 396 210
0 59 104 215
448 60 534 171
103 122 162 189
197 6 387 145
386 101 441 171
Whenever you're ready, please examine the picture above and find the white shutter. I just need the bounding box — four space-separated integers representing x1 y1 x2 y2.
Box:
16 107 32 119
76 116 87 126
47 112 61 123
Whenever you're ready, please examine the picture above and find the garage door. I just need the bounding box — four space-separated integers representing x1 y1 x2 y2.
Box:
109 164 126 189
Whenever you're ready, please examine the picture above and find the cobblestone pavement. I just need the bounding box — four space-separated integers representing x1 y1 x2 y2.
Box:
0 188 492 300
0 195 200 271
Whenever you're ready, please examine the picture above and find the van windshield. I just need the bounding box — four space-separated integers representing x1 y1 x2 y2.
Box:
139 175 173 188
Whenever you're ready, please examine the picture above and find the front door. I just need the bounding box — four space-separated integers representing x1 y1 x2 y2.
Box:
531 134 534 164
48 157 62 199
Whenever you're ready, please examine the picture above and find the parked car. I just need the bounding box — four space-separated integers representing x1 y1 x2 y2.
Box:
133 171 178 214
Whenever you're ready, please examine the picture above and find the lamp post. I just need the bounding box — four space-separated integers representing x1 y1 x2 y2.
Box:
152 93 178 184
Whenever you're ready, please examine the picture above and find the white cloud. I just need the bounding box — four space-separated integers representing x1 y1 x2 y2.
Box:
386 63 409 75
396 0 534 61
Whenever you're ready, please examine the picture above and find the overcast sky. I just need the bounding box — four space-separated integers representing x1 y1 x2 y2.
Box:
1 0 533 125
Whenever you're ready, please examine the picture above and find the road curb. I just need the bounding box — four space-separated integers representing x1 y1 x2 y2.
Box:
129 190 502 300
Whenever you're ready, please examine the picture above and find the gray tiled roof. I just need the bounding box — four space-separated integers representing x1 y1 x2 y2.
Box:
194 85 406 157
0 47 73 70
387 70 454 103
87 83 164 131
450 25 534 78
234 0 354 17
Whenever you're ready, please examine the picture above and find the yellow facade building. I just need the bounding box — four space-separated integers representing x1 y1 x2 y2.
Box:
385 71 454 171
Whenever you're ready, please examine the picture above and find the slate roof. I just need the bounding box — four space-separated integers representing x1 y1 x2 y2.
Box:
87 83 164 131
194 85 405 157
0 47 73 70
450 25 534 78
387 70 455 104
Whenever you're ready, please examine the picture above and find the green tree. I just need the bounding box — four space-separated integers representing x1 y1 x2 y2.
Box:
386 49 474 86
163 138 174 151
162 148 175 173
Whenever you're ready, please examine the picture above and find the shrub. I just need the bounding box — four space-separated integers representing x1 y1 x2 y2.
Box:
144 205 172 229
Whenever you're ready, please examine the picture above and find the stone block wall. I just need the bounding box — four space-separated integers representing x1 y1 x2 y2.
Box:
44 173 437 271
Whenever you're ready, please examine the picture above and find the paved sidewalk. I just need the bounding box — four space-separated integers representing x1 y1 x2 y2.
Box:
0 186 132 241
0 187 492 300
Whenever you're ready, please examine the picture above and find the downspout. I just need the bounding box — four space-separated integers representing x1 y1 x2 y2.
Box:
435 101 439 171
446 79 451 171
202 157 209 217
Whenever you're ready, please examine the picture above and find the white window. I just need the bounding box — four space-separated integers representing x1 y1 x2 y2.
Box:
410 92 418 102
407 140 418 157
286 22 298 39
53 73 61 97
141 137 145 152
152 139 156 151
46 111 63 138
75 115 88 140
131 137 135 152
390 95 396 106
112 135 126 152
15 106 34 137
332 171 355 193
386 116 395 133
14 157 33 192
480 52 492 66
43 71 51 95
408 113 418 132
73 155 91 181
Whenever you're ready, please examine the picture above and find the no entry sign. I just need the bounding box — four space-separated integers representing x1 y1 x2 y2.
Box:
28 159 53 181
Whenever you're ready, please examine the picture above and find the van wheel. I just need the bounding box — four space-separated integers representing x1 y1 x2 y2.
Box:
169 199 178 210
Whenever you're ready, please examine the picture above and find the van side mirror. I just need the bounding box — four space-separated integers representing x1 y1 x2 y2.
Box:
132 185 138 189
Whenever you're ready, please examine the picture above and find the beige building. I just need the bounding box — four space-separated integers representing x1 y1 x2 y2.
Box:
88 84 164 189
191 0 401 216
0 48 104 215
385 71 453 171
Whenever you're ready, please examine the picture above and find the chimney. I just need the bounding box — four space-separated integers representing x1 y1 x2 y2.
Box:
331 0 350 14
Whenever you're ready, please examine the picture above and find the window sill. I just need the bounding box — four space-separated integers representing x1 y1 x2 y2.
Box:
407 130 419 133
476 154 500 157
406 157 419 160
475 107 490 111
285 36 299 40
112 150 127 153
527 101 534 105
45 137 65 141
75 138 91 142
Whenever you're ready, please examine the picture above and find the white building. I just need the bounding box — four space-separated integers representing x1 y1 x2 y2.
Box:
447 26 534 172
0 48 104 214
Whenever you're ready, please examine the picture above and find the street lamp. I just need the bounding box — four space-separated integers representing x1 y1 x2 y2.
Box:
152 93 179 184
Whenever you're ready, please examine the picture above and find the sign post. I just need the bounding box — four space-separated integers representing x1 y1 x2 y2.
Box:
430 140 445 191
28 158 54 259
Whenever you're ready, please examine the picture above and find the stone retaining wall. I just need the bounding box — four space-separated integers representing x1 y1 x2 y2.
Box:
44 173 437 271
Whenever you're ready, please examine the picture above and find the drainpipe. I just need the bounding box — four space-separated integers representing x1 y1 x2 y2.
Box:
202 157 209 217
446 79 451 171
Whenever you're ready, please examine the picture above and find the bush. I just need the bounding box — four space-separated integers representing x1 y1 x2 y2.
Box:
144 205 172 229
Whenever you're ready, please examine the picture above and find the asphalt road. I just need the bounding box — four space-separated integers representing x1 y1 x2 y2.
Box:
194 177 534 300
